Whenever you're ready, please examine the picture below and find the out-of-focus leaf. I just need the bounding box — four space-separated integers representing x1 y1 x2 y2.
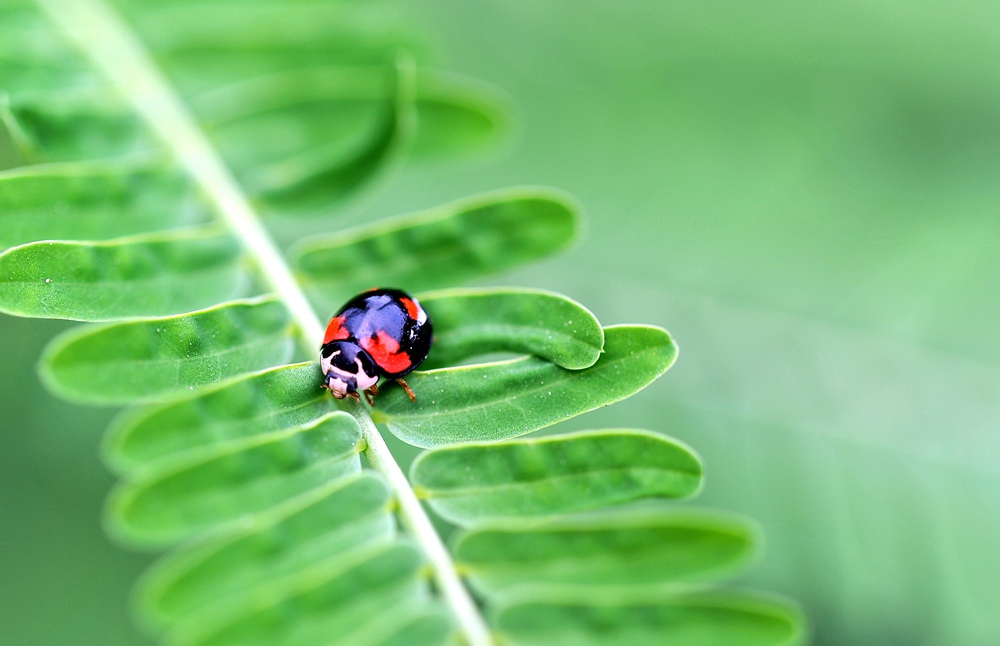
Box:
106 412 363 548
374 325 677 448
137 472 394 629
293 189 579 313
363 606 453 646
0 10 90 92
0 162 209 249
411 429 701 525
170 540 434 646
0 228 247 321
105 362 329 475
418 287 603 371
3 90 156 162
409 69 512 160
493 592 806 646
126 2 423 94
39 297 294 404
241 59 416 216
454 508 756 595
192 66 510 166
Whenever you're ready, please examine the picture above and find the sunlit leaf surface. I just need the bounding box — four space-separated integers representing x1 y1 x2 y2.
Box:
40 297 294 404
0 228 247 320
412 429 701 525
104 362 329 475
107 412 363 548
454 508 757 594
292 189 579 313
493 592 805 646
419 287 604 370
376 325 677 447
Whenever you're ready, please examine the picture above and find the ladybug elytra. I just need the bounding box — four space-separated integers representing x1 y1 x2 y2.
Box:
320 288 432 405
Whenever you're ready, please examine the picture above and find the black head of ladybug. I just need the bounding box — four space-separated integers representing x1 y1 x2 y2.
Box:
320 341 379 400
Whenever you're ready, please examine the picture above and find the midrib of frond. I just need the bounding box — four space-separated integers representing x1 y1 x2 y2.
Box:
33 1 492 643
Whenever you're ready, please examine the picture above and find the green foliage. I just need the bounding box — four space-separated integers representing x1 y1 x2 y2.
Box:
0 227 246 320
0 0 804 644
291 188 579 312
373 325 677 447
493 593 805 646
453 508 757 593
418 287 604 370
411 430 703 525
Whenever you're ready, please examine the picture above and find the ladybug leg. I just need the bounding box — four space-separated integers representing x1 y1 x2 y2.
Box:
347 391 361 402
395 378 417 402
369 383 379 396
363 389 376 407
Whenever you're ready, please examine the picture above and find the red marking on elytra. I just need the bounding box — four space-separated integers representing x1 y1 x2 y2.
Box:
360 331 412 374
323 316 350 344
399 296 420 320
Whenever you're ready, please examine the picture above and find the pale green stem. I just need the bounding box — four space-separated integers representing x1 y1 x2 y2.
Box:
35 1 492 644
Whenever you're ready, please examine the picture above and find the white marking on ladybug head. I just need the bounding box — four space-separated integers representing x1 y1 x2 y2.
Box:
321 349 378 398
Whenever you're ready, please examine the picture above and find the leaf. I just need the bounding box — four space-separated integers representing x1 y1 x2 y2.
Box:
2 89 156 162
137 472 394 629
0 97 30 169
106 411 363 548
374 325 678 448
409 70 512 160
292 188 579 313
191 65 511 166
104 362 329 475
130 2 424 95
418 287 604 371
39 296 295 405
493 592 806 646
0 228 248 320
244 58 416 216
0 162 210 250
453 508 757 595
411 429 702 525
171 540 437 646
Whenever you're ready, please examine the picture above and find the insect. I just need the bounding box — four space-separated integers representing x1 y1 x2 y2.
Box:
320 288 432 405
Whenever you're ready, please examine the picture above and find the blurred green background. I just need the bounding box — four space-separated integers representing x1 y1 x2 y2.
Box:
3 1 999 644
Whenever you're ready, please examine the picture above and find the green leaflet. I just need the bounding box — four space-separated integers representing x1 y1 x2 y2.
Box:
453 508 757 595
191 65 510 166
242 58 416 216
0 9 91 92
107 412 363 548
128 2 424 95
418 287 604 371
374 325 677 448
39 296 295 404
3 89 156 162
493 592 805 646
104 362 329 475
0 100 30 170
137 472 394 630
0 228 248 320
408 69 512 160
360 606 453 646
292 188 580 313
171 540 437 646
411 429 702 525
0 162 210 249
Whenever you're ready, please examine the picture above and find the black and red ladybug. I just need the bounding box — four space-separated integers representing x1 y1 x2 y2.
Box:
320 288 432 405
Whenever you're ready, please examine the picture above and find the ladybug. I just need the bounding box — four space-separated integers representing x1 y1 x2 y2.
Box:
320 288 432 405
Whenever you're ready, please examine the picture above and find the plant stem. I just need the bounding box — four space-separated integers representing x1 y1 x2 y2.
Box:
36 1 493 644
